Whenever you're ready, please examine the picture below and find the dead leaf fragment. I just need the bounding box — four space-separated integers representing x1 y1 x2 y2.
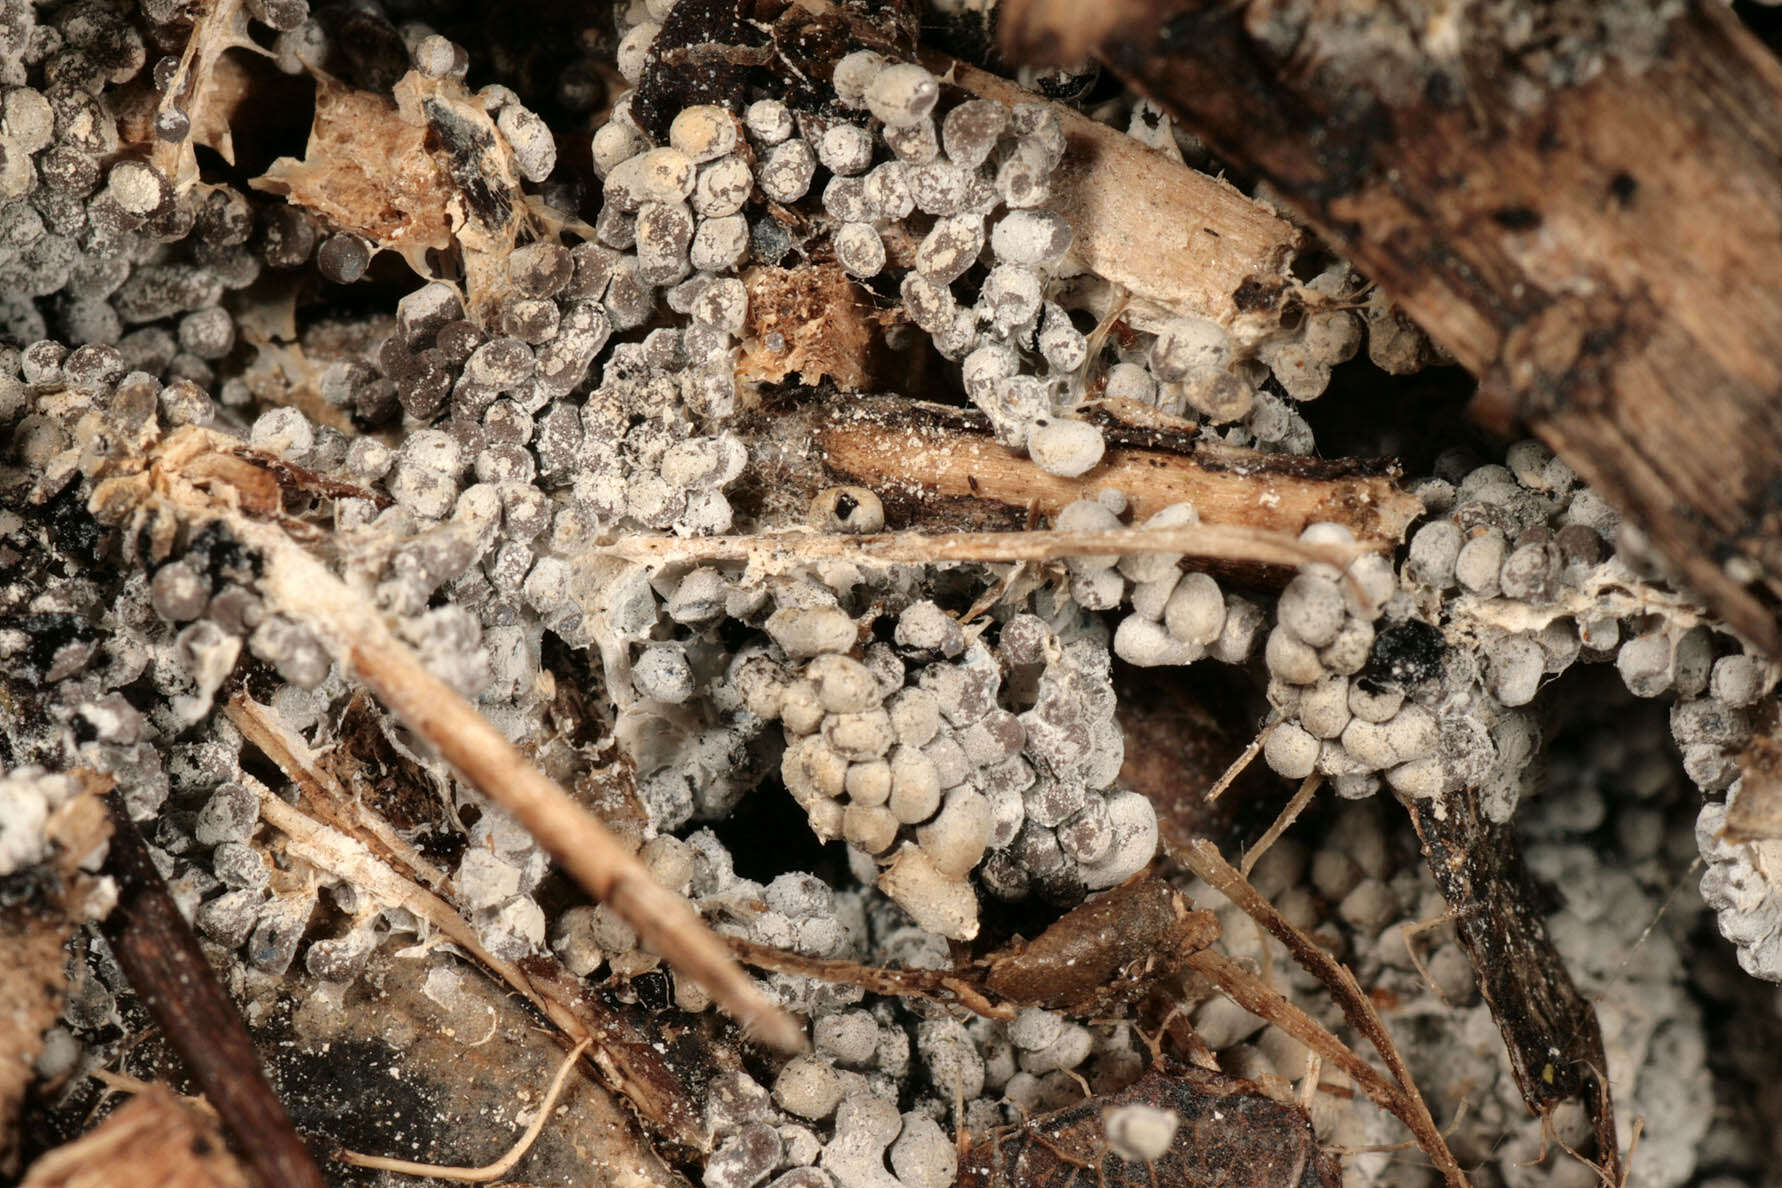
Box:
958 1064 1338 1188
739 264 880 391
254 76 455 264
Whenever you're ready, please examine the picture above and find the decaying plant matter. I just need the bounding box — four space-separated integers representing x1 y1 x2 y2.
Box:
5 0 1781 1186
999 0 1782 657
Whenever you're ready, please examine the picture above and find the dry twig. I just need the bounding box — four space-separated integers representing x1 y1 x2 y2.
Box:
91 428 803 1054
1241 774 1324 876
805 398 1422 560
597 523 1359 573
99 790 327 1188
1182 838 1469 1188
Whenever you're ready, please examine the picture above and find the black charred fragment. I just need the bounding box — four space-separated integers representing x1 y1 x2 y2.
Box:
44 482 101 558
2 612 100 684
422 98 514 233
1360 618 1445 691
1409 789 1618 1175
1233 277 1286 312
1491 205 1543 230
182 519 260 592
632 0 757 143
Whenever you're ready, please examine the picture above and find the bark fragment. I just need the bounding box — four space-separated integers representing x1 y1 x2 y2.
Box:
1001 0 1782 655
1408 788 1618 1177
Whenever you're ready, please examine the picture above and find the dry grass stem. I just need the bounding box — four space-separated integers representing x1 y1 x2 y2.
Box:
246 774 542 1005
1205 722 1274 804
1241 775 1324 876
226 694 452 892
726 937 1014 1021
97 427 801 1053
597 523 1362 573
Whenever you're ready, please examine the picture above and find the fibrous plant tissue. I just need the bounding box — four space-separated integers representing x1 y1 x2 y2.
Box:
1 0 1779 1185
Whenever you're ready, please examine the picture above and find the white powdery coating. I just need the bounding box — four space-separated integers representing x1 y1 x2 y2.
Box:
591 119 647 175
693 156 752 217
1264 721 1319 780
865 63 939 127
889 1113 957 1188
818 122 875 175
1487 634 1545 706
1027 419 1105 478
106 160 163 215
1103 1103 1179 1162
605 147 695 211
1149 316 1231 380
773 1055 843 1121
1077 791 1158 889
1618 631 1674 698
767 606 857 657
1276 572 1345 648
615 21 659 83
1163 572 1225 647
1698 796 1782 982
914 214 985 285
832 50 888 108
668 104 738 163
758 139 817 203
990 209 1073 267
498 104 556 182
1264 626 1325 686
1113 615 1201 667
1406 519 1462 588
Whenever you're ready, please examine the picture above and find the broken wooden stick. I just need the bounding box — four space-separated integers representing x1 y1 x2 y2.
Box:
801 397 1422 558
99 792 327 1188
1406 789 1620 1180
1001 0 1782 655
91 427 803 1055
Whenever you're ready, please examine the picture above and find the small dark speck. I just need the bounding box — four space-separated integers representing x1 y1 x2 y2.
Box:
1203 227 1220 238
635 969 674 1011
1491 206 1542 231
1609 172 1637 207
967 475 981 493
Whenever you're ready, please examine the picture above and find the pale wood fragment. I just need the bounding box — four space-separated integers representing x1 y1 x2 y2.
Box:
936 58 1305 337
806 398 1421 559
20 1086 251 1188
1002 0 1782 654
